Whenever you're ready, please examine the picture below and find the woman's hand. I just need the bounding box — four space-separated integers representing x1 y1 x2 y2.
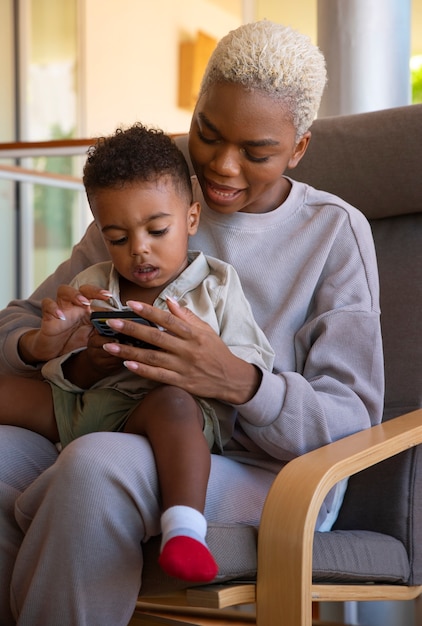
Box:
18 284 113 365
102 298 262 405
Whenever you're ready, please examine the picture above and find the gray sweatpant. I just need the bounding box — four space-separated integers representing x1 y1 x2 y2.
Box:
0 425 276 625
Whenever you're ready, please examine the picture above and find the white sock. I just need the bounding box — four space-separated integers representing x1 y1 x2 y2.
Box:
160 505 207 551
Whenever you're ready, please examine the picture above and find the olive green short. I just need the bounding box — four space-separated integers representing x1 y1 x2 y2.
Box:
49 383 215 450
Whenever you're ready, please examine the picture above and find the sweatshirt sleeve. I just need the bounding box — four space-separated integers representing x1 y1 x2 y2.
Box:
0 222 109 375
235 308 384 460
233 209 384 461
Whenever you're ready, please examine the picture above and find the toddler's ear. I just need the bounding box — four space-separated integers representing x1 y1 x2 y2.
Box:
188 201 201 234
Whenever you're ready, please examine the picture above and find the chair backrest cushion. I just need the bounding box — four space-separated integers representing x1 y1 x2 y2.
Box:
293 105 422 584
290 104 422 221
291 104 422 420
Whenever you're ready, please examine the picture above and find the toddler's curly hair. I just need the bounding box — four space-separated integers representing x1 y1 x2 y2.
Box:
83 123 192 201
199 20 327 139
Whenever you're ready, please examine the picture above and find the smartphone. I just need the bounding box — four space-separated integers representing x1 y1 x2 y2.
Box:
90 311 159 349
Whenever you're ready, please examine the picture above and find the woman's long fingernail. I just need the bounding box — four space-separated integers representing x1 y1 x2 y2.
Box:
77 295 90 305
107 319 124 329
126 300 143 311
103 342 121 354
124 360 139 371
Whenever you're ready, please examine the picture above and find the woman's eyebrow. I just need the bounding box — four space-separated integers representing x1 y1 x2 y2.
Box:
197 113 279 147
198 112 219 134
244 138 280 147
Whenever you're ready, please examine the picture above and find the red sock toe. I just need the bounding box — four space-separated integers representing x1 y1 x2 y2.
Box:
158 536 218 582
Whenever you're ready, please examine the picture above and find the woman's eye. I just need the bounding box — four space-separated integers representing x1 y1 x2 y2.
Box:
198 129 268 163
245 153 269 163
240 148 269 163
197 129 217 144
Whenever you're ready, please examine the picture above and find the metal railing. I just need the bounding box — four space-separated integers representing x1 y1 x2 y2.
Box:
0 138 96 188
0 138 96 303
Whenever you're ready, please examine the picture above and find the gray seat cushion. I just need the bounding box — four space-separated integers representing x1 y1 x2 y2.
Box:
140 446 422 595
139 524 410 596
312 530 409 583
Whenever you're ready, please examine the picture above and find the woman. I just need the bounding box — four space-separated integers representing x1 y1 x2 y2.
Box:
0 21 383 625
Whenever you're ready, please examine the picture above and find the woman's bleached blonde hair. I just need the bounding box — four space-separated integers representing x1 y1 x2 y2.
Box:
199 20 327 139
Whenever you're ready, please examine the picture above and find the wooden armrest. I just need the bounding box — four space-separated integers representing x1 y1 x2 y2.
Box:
257 408 422 625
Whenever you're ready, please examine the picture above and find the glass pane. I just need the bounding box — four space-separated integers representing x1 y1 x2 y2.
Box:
0 0 17 308
22 0 83 295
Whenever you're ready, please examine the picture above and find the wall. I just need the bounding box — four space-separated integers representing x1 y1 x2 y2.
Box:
256 0 316 41
257 0 422 54
24 0 422 140
81 0 241 137
413 0 422 54
0 1 15 143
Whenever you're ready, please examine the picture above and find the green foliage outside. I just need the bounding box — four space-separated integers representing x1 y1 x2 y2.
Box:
411 58 422 104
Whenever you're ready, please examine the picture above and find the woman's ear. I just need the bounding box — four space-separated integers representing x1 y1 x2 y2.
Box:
187 201 201 234
287 131 312 170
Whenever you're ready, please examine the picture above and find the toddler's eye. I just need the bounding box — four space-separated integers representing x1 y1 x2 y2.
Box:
109 237 127 246
150 228 169 237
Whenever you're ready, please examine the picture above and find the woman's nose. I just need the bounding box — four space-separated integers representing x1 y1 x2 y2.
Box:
209 145 241 177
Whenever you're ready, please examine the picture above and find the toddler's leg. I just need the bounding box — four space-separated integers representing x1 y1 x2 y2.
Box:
124 386 218 582
0 375 59 442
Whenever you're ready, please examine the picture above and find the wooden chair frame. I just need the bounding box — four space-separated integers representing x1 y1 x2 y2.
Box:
133 408 422 626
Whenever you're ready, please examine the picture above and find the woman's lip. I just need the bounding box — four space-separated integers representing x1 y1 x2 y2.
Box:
205 179 243 204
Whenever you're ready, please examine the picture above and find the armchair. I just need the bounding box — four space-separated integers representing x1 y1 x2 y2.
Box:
132 104 422 626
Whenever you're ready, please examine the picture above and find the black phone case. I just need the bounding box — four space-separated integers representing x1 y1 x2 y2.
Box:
90 311 159 349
